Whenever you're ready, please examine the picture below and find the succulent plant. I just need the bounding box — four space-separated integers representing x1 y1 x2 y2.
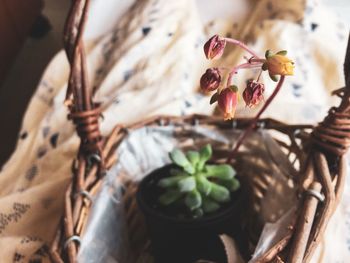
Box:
158 144 240 217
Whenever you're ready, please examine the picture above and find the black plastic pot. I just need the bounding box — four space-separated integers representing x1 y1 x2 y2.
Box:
136 164 243 263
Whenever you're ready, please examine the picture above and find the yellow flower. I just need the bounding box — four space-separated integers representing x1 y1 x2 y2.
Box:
266 54 294 76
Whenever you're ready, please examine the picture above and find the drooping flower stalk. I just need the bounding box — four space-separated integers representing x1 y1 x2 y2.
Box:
200 35 294 159
223 37 261 58
226 62 264 88
226 76 285 163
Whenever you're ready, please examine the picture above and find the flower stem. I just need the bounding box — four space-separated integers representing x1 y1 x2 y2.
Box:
256 70 263 82
226 75 285 163
226 62 263 87
224 38 262 59
249 58 266 63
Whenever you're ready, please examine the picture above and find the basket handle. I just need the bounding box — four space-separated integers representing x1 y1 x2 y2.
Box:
63 0 103 158
344 35 350 88
311 34 350 156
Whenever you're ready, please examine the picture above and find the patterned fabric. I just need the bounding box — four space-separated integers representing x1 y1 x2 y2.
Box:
0 0 348 261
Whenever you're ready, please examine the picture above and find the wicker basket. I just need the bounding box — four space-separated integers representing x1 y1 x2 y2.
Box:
49 1 350 262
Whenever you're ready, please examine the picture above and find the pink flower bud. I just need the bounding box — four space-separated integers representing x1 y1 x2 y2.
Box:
242 80 265 107
204 35 226 60
218 87 239 120
200 68 221 92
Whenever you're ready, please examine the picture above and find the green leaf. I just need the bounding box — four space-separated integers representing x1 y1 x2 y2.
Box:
184 165 195 174
229 85 238 92
210 183 230 203
169 149 195 174
196 175 212 196
186 151 200 167
218 177 240 192
197 144 213 170
202 197 220 213
159 190 183 205
200 144 212 161
265 49 273 59
170 168 194 180
262 62 268 71
185 189 202 210
169 149 191 168
158 175 188 188
276 50 287 55
204 164 235 180
193 208 204 218
210 92 219 105
169 168 188 176
269 73 279 82
231 178 240 191
178 176 196 192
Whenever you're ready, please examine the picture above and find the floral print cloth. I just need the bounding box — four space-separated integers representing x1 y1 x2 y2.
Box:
0 0 349 261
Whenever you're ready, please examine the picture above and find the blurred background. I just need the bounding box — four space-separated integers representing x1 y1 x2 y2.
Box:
0 0 349 166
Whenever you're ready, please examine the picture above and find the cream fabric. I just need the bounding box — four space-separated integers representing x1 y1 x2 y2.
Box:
0 0 349 261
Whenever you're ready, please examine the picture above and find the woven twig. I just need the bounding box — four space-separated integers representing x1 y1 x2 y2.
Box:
63 0 102 156
50 1 350 262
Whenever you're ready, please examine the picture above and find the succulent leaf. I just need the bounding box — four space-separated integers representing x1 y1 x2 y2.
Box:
196 175 212 195
170 149 192 168
169 168 188 176
197 144 212 170
193 208 204 218
159 190 183 205
169 169 181 176
158 175 188 188
178 176 196 192
218 177 240 192
186 151 200 167
185 189 202 210
231 178 240 191
200 144 212 161
210 183 230 203
204 164 235 180
183 165 195 174
202 197 220 213
159 144 240 217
